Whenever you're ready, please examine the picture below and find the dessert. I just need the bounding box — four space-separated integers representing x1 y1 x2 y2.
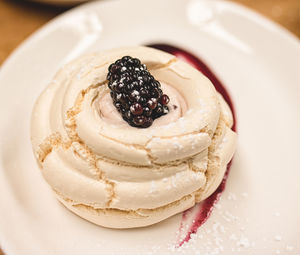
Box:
31 46 237 228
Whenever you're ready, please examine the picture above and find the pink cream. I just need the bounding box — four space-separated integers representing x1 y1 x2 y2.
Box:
97 82 187 127
147 43 236 247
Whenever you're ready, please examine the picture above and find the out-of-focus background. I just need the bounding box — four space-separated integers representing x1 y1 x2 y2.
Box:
0 0 299 254
0 0 300 66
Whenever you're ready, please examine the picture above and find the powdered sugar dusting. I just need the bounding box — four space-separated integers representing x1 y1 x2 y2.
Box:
139 189 299 255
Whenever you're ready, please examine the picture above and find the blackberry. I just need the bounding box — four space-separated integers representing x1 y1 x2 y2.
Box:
107 56 170 128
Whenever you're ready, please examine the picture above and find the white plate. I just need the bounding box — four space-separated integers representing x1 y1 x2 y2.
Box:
1 0 300 254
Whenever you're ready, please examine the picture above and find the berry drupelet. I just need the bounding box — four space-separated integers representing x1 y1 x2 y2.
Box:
107 56 170 128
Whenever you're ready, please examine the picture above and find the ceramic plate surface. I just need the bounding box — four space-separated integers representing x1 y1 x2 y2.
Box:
0 0 300 254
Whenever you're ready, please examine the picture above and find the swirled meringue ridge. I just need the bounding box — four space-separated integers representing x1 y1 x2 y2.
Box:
31 47 237 228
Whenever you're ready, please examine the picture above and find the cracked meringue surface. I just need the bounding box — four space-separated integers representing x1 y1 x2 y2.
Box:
31 46 237 228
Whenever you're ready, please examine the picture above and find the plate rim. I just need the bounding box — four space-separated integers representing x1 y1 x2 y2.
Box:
1 0 300 76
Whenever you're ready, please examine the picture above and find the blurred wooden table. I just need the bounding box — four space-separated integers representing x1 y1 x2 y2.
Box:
0 0 299 254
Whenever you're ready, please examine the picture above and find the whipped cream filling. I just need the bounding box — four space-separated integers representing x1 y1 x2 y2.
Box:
97 82 187 128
